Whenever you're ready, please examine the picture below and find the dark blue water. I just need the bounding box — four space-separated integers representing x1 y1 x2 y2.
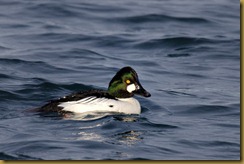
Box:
0 0 240 160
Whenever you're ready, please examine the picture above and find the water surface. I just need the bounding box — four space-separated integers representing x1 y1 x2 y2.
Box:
0 0 240 160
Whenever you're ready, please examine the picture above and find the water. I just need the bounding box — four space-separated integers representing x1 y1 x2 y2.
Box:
0 0 240 160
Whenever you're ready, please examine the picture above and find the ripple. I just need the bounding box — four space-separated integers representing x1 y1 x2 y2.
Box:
0 152 19 160
0 90 21 100
159 89 197 97
3 32 135 49
135 36 215 49
15 82 93 103
0 58 72 74
0 23 30 29
0 45 11 51
167 53 191 58
0 0 22 6
174 104 235 116
67 2 129 13
3 33 89 44
116 14 211 24
24 3 79 18
178 139 239 148
0 73 12 79
139 118 178 130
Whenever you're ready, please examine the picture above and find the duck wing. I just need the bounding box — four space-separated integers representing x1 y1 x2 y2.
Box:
37 90 116 115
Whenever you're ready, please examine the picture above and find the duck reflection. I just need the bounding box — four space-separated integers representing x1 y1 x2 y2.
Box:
112 130 142 146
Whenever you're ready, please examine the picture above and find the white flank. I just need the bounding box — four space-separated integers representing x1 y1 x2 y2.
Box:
127 84 136 93
58 97 141 114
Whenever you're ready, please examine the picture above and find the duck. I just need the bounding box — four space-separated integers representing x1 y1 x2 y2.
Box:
37 66 151 116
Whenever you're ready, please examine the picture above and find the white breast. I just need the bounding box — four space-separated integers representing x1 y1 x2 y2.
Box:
58 97 141 114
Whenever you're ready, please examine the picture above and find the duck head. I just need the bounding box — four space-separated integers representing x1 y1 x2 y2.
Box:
108 66 151 98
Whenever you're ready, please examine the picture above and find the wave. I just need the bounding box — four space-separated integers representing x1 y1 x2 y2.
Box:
117 13 211 24
0 45 11 51
167 53 191 58
0 90 21 100
0 58 73 74
0 152 20 160
134 36 216 49
173 104 239 116
23 3 79 18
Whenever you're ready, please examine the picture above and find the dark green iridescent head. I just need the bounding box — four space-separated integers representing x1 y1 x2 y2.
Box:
108 66 151 98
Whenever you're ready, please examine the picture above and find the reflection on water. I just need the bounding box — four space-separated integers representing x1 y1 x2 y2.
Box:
74 130 142 145
69 116 142 146
113 130 142 146
109 151 131 159
113 116 139 122
76 131 104 141
63 112 124 121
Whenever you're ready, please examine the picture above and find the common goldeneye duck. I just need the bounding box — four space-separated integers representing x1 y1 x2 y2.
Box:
37 66 151 116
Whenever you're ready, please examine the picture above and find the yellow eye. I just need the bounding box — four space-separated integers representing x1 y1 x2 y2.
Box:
126 79 131 84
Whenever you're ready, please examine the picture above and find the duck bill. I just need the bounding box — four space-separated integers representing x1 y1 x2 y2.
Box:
133 83 151 97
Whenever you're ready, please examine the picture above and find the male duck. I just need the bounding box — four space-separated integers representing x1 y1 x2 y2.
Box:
37 66 151 115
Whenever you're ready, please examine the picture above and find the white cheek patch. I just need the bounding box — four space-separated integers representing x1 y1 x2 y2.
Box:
127 84 136 93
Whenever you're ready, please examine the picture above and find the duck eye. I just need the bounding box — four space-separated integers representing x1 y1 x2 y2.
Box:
125 79 131 84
